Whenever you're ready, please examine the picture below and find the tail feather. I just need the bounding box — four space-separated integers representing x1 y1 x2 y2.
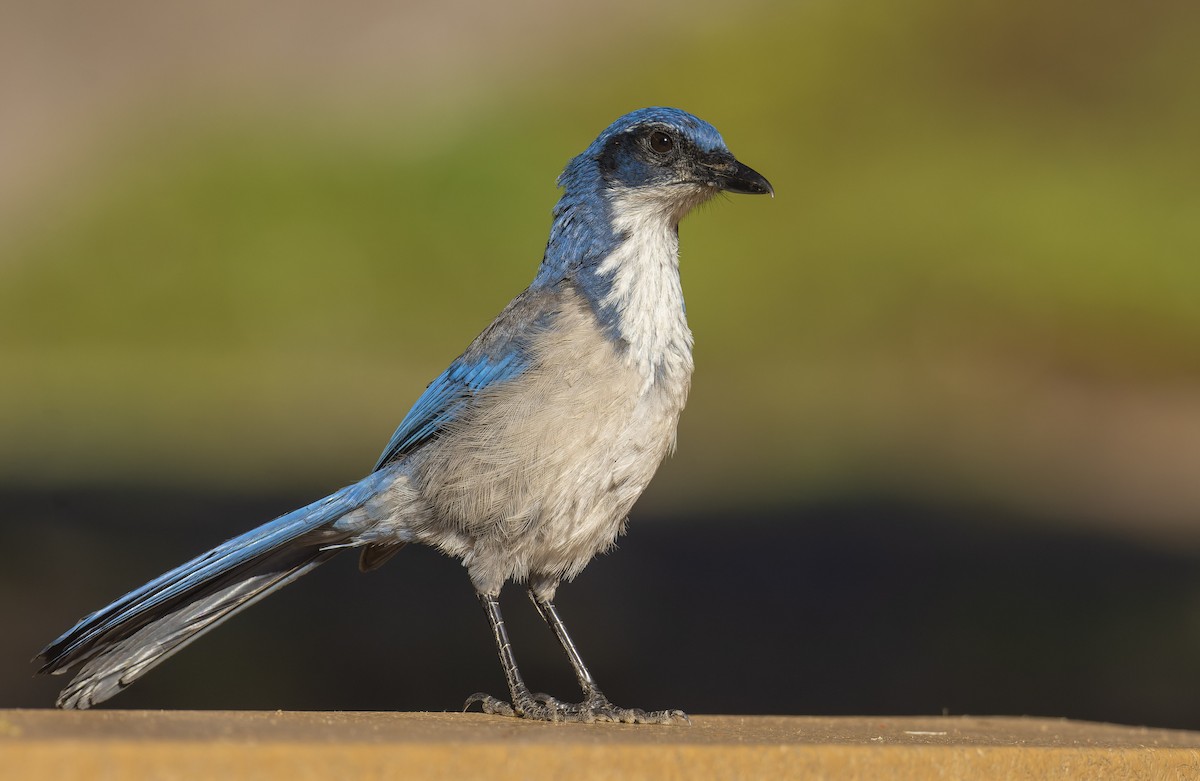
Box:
37 473 391 709
52 546 336 709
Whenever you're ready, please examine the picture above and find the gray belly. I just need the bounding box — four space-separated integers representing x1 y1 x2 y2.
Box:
405 290 691 594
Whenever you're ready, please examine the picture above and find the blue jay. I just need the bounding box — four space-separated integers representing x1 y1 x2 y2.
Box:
37 107 772 723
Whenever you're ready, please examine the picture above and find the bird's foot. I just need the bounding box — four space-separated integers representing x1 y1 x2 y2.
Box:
535 691 690 725
464 690 689 724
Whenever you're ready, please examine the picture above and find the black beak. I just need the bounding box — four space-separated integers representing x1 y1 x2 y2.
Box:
704 157 774 196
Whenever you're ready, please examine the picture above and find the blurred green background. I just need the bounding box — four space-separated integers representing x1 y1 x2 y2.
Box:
4 0 1200 727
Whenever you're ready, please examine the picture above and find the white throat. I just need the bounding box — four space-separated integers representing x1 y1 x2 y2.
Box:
595 188 700 393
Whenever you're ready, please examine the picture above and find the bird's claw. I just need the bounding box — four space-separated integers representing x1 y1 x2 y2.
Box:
463 692 515 717
464 690 689 725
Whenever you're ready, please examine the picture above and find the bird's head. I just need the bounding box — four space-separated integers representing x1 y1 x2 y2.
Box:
558 107 773 224
539 108 771 285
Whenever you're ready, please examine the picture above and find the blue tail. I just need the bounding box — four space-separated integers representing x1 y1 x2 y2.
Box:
37 474 388 709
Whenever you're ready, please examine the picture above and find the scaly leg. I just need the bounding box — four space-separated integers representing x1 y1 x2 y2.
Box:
463 591 549 719
463 590 688 724
528 590 689 724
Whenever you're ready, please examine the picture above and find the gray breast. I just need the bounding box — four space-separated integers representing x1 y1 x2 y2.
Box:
405 284 691 594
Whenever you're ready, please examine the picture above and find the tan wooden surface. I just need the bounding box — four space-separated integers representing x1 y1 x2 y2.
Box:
3 709 1199 780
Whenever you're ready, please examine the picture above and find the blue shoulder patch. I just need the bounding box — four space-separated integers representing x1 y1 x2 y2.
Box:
373 351 527 470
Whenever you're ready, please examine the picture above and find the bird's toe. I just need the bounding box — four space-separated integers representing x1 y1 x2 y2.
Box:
465 690 688 725
463 692 515 717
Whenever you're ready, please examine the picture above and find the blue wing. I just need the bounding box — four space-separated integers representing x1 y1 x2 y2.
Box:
373 350 527 470
372 284 567 471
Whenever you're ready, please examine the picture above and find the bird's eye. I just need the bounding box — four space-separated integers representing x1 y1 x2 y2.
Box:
648 131 674 154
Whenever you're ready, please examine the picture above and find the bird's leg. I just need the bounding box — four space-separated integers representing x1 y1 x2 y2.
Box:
463 591 546 719
464 591 596 722
528 592 603 701
527 589 690 725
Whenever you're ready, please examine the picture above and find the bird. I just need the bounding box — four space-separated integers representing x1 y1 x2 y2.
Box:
35 107 773 723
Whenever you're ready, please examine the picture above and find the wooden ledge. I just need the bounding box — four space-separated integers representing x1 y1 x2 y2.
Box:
3 710 1198 780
